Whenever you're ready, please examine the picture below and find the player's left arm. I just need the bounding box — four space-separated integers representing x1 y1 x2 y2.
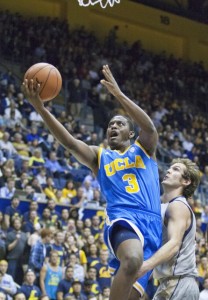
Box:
137 201 191 278
101 65 158 156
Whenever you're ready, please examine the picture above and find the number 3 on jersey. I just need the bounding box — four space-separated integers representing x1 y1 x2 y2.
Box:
122 174 140 193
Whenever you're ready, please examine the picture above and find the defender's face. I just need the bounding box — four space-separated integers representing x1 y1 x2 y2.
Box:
107 116 131 150
162 163 187 188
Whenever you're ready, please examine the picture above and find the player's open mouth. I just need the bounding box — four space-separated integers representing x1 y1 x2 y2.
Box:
110 131 118 138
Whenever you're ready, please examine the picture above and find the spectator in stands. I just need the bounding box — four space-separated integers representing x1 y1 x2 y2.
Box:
86 132 100 146
30 177 43 194
91 250 111 291
15 172 29 190
12 133 30 158
82 180 94 202
49 231 65 267
16 160 33 178
29 228 52 280
0 213 6 260
58 209 69 231
65 279 84 300
84 218 92 229
2 160 15 176
46 199 60 223
83 235 96 257
101 286 110 300
22 210 38 235
64 235 87 274
13 292 26 300
83 171 100 190
81 279 96 299
0 260 17 300
65 219 77 236
199 276 208 300
29 109 44 127
17 269 41 299
71 187 86 208
81 227 92 247
57 265 74 300
40 250 63 300
4 196 21 230
0 178 16 201
67 254 85 283
201 165 208 193
39 208 53 229
90 216 102 237
201 205 208 238
28 149 45 176
0 150 6 168
193 199 204 218
4 100 22 124
198 256 208 287
86 267 101 296
76 220 84 237
5 218 27 284
27 223 41 248
0 132 17 159
44 177 57 202
170 140 182 158
36 167 47 186
0 290 6 300
44 151 71 179
15 92 32 120
26 126 41 144
55 190 67 204
61 180 77 205
22 201 39 224
68 78 85 118
87 244 99 267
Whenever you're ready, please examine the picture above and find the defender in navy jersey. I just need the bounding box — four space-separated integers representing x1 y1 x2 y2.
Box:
23 64 162 300
137 158 201 300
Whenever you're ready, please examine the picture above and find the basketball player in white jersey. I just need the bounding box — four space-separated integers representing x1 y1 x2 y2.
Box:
137 158 201 299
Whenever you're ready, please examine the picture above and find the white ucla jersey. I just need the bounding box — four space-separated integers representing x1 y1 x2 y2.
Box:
154 196 198 279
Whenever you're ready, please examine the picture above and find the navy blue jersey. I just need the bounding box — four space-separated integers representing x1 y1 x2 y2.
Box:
18 284 41 299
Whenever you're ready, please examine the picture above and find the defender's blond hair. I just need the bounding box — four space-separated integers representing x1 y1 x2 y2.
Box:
171 158 201 198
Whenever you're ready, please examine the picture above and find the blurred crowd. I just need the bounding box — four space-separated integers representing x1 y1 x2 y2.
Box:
0 10 207 300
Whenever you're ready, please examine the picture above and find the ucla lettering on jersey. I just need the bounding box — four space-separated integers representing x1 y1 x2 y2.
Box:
98 142 161 217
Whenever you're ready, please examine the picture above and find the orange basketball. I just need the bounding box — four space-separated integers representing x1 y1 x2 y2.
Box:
24 63 62 102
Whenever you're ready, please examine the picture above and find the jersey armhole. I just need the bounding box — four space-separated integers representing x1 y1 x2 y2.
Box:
98 147 103 169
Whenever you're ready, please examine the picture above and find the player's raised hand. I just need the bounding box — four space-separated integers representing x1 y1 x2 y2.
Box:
22 79 44 110
100 65 122 98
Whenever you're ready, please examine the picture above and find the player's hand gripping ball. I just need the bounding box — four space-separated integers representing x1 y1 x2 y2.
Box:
24 63 62 102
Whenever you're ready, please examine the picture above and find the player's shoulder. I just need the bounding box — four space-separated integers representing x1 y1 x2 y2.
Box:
168 199 191 218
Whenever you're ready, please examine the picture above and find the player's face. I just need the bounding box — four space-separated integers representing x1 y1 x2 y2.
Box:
162 163 189 189
107 116 131 150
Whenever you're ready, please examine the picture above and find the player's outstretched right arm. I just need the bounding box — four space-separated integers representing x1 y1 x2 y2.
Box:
101 65 158 157
22 79 99 173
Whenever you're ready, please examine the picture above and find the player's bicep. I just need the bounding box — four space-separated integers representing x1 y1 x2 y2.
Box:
137 129 158 157
167 203 190 245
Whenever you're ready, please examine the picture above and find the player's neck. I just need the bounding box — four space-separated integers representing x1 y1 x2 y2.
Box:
163 188 183 203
